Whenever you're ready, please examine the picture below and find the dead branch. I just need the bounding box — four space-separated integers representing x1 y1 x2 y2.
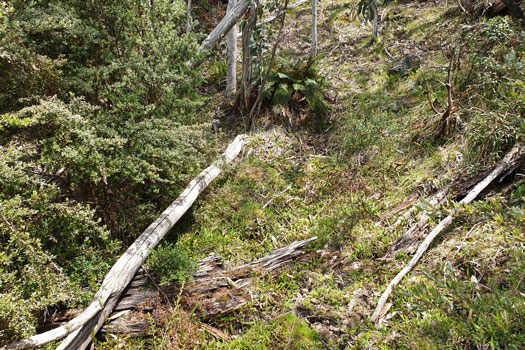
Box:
371 142 525 322
52 237 318 338
386 186 450 256
439 52 455 137
3 135 247 350
425 82 442 115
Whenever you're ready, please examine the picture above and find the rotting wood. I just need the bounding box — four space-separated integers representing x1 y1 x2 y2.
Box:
3 135 247 350
58 237 318 338
371 142 524 322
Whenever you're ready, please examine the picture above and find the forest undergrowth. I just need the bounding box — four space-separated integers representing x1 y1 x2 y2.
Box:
0 0 524 349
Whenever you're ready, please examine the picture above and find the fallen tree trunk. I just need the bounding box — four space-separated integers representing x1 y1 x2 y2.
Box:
48 237 319 338
3 135 247 350
371 142 524 322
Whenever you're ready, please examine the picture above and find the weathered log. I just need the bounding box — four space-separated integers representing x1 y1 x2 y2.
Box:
371 142 524 322
91 237 318 337
103 312 148 336
3 135 247 350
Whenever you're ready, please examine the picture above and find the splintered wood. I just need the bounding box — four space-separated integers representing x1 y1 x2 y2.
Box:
81 237 316 337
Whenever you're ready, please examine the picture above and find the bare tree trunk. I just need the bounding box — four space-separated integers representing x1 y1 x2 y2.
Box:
371 1 378 40
226 0 238 97
189 0 250 68
186 0 192 33
239 5 256 110
3 135 247 350
311 0 318 56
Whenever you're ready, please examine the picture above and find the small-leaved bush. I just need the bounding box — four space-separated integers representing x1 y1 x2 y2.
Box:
0 0 216 344
460 17 525 164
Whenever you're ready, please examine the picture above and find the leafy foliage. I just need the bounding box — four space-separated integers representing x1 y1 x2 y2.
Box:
263 57 330 125
0 0 216 343
459 17 525 163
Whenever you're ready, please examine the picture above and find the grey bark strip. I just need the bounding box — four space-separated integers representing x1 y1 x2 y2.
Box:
226 0 238 97
3 135 247 350
371 142 524 322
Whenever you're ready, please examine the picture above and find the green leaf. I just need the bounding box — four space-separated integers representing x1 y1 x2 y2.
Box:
272 83 292 105
292 83 305 92
277 72 291 80
304 78 319 89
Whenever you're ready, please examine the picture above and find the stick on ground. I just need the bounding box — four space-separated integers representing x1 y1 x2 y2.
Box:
371 142 524 321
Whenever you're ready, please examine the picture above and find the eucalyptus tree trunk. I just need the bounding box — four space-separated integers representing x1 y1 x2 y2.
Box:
186 0 192 33
226 0 238 97
239 5 256 109
311 0 318 56
371 0 378 40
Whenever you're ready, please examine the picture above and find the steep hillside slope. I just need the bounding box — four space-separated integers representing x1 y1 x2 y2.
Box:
103 0 523 349
1 0 523 349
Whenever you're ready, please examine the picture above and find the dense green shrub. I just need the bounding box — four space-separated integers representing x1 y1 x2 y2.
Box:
146 242 195 286
0 0 216 344
0 143 119 340
459 17 525 163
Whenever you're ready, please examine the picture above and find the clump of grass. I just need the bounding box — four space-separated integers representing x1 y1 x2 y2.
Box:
211 312 322 349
